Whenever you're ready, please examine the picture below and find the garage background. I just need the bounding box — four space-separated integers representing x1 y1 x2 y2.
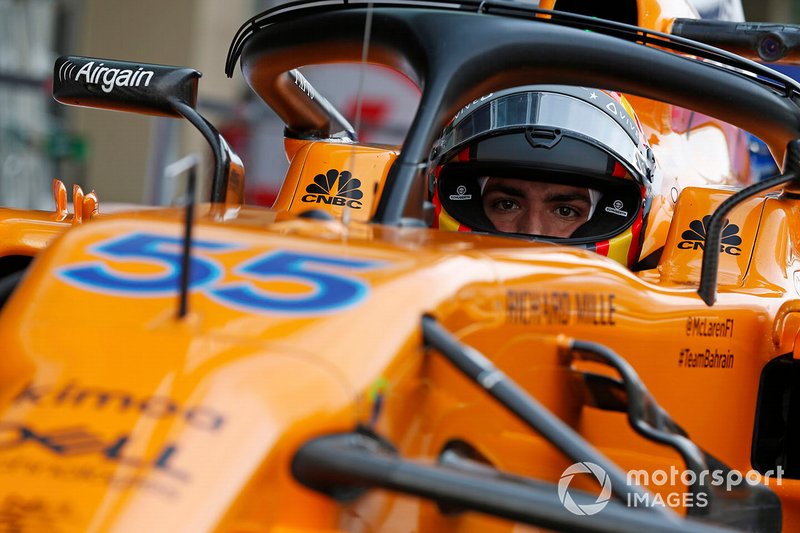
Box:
0 0 796 210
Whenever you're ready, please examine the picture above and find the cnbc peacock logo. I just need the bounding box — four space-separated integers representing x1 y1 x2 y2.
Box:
301 169 364 209
677 215 742 256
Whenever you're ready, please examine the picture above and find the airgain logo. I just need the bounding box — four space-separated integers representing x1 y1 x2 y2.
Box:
677 215 742 256
301 169 364 209
59 59 155 94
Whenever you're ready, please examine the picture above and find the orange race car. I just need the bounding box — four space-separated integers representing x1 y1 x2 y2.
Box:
3 0 800 531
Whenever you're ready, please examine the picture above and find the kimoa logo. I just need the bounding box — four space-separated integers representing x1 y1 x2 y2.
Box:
13 380 225 432
302 169 364 209
59 59 155 94
678 215 742 256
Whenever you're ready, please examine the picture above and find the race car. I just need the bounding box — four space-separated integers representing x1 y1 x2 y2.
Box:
2 0 800 531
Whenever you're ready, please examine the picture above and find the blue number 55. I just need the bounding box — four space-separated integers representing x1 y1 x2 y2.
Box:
59 232 384 313
60 233 233 295
210 251 382 313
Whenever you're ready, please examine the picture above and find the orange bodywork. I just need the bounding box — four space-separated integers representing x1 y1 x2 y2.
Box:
2 166 800 532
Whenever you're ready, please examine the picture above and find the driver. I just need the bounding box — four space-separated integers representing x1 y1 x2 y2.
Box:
429 85 657 268
480 176 599 238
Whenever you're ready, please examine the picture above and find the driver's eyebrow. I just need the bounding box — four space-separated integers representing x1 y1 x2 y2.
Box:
483 183 524 197
544 192 591 204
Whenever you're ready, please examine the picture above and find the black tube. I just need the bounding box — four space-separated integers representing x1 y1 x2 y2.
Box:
292 432 734 533
569 340 783 530
570 341 700 465
177 164 196 319
421 315 669 516
168 98 244 204
570 340 712 514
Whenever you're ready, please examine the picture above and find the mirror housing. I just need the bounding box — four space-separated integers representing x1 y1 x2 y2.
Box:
53 56 199 116
52 55 243 206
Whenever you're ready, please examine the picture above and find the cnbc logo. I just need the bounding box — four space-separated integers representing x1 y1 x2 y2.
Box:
677 215 742 256
301 169 364 209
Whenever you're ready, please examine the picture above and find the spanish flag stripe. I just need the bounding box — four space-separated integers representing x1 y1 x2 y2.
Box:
607 230 633 265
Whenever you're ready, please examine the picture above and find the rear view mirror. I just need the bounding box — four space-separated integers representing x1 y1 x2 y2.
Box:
52 55 243 205
53 55 200 117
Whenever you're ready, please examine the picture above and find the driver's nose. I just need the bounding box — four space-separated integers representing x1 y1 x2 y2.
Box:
516 212 545 235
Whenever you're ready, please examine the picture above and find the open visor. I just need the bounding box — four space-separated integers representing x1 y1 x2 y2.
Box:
437 162 642 243
435 88 652 181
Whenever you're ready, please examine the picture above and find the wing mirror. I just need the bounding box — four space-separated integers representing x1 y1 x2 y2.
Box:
53 56 199 116
52 56 243 206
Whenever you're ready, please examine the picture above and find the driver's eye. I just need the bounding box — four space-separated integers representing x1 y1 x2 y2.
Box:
556 205 579 218
495 199 518 211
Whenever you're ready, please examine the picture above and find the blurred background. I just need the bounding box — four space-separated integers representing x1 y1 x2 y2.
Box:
0 0 796 210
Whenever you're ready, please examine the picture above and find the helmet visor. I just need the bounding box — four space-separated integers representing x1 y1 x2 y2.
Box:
436 90 651 180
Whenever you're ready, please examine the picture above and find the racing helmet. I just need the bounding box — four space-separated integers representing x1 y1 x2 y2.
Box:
429 85 657 268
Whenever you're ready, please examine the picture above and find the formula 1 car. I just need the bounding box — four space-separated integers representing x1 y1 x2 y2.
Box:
3 0 800 531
